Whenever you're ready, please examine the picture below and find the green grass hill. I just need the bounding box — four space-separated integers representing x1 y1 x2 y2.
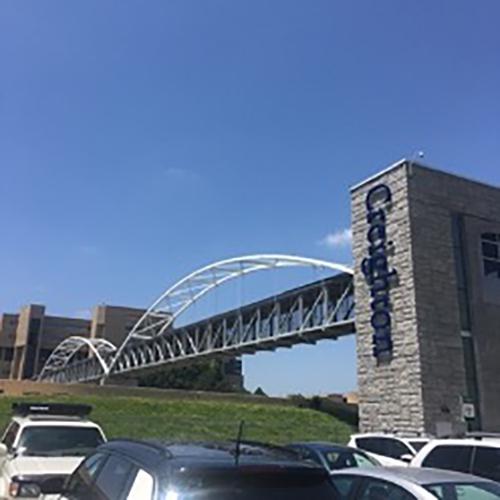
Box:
0 394 353 445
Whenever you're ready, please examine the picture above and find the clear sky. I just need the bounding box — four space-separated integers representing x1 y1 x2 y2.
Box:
1 1 499 396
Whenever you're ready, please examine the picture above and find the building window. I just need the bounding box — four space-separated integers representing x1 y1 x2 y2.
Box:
481 233 500 279
452 214 481 431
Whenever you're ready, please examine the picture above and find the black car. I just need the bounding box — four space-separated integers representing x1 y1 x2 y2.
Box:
57 439 339 499
287 442 380 473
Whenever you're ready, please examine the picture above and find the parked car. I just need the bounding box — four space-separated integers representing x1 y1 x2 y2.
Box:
286 442 380 472
411 439 500 483
57 439 339 499
348 433 428 466
330 466 500 499
0 402 106 500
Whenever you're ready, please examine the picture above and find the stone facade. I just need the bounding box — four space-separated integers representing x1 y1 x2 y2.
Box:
352 162 426 434
352 160 500 435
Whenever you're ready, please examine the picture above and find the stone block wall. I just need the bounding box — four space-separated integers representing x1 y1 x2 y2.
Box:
352 161 426 434
352 160 500 435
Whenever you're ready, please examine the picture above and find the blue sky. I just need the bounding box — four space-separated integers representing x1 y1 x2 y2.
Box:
1 0 499 395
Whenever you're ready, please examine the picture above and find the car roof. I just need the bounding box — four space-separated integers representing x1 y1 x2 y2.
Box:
12 416 101 428
289 442 364 453
350 433 428 440
100 439 318 473
331 466 493 485
422 439 500 448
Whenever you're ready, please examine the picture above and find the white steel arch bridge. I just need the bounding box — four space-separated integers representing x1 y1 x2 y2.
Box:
38 254 355 384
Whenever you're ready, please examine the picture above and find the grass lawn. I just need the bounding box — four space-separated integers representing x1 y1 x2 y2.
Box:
0 394 353 445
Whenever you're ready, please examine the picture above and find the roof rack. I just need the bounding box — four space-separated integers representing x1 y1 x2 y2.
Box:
12 402 92 418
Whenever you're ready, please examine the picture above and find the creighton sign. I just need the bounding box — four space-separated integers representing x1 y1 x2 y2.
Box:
361 184 397 359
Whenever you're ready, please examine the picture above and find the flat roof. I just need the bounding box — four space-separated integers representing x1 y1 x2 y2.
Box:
350 158 499 193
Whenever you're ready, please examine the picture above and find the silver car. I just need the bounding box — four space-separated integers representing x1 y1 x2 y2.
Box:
330 466 500 499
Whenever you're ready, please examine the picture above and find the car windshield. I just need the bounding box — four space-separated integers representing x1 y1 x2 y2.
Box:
322 448 377 470
168 467 336 499
409 440 428 452
425 481 500 499
17 426 104 457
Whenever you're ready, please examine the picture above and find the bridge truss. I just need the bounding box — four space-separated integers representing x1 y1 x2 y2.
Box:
38 255 355 384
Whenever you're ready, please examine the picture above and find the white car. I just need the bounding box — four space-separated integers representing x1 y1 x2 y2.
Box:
0 403 106 500
411 438 500 484
348 433 429 467
330 466 500 499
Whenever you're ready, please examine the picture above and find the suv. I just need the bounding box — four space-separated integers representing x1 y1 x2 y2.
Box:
348 433 429 466
59 439 338 499
411 439 500 483
0 403 106 499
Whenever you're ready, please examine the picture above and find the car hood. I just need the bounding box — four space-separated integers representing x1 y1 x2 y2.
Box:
10 456 84 476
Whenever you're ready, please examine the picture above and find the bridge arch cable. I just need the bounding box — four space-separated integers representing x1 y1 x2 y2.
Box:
106 255 353 373
37 336 117 381
39 254 353 383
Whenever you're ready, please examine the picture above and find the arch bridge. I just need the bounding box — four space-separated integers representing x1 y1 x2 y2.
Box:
38 255 356 384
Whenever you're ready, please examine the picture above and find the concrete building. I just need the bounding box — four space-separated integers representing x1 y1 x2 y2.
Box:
0 303 244 389
90 304 147 347
5 305 92 380
352 159 500 436
0 314 17 378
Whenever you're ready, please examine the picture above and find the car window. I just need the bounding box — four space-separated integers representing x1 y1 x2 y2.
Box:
65 452 108 499
356 438 411 460
472 446 500 482
93 454 136 500
169 468 336 499
384 439 412 459
426 481 500 500
359 478 416 500
422 445 473 473
18 426 105 457
330 475 359 499
1 422 19 450
325 450 358 469
294 447 318 463
353 451 378 467
126 469 154 500
356 438 385 455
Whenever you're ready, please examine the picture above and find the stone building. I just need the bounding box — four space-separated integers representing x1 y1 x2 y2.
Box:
352 159 500 436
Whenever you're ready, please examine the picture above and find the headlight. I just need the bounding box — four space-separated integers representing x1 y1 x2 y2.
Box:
9 479 41 498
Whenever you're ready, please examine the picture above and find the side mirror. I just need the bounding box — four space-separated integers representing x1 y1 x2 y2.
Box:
0 443 8 457
400 453 413 463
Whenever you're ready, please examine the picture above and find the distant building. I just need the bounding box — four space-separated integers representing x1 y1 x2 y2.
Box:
90 304 147 347
3 305 91 380
0 303 243 388
0 313 18 378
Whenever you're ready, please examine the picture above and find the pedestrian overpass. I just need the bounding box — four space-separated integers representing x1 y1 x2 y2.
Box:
38 255 355 384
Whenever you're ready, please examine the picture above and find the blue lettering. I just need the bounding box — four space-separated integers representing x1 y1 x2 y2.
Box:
362 183 397 360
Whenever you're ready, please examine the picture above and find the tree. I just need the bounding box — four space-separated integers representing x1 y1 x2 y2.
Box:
138 359 237 393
